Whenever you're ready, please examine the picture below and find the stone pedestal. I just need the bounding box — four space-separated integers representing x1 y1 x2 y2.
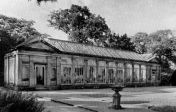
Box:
110 85 123 109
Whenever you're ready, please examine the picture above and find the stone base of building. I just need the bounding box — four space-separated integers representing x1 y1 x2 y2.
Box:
4 82 160 91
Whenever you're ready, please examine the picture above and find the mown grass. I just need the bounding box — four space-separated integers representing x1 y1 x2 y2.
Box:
0 91 45 112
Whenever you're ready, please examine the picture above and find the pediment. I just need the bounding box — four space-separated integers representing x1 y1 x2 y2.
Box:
27 42 54 51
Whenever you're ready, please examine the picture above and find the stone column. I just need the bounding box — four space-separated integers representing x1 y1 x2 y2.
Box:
4 56 8 85
71 57 75 84
29 56 35 87
46 56 51 86
56 57 61 85
17 55 21 86
84 59 88 84
95 59 99 84
13 55 16 85
131 63 134 83
7 56 9 85
115 61 118 85
106 61 109 84
158 66 161 81
123 63 126 86
139 64 141 82
15 54 19 86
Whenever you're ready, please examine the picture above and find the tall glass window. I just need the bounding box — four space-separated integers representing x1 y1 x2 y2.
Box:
126 64 132 83
98 61 106 83
74 58 84 84
141 65 146 82
133 64 139 82
117 63 124 84
74 66 84 84
87 60 96 83
61 57 72 84
108 62 116 84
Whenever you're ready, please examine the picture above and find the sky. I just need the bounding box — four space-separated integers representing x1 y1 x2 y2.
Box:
0 0 176 40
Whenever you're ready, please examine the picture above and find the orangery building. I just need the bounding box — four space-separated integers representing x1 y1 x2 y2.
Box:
4 37 161 90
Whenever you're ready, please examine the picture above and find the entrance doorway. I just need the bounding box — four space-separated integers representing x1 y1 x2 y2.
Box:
35 64 46 86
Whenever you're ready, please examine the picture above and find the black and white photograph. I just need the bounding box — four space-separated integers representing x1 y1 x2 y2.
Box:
0 0 176 112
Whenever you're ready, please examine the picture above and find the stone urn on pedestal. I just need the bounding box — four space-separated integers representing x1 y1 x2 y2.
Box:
110 85 124 109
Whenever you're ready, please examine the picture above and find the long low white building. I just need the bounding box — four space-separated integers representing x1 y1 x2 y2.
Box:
4 37 161 90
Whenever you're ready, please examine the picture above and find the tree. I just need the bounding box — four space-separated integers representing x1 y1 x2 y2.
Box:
48 4 110 46
131 32 149 54
105 33 135 51
132 30 176 70
0 15 41 84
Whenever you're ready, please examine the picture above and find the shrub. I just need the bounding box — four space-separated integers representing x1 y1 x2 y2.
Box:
0 91 45 112
149 105 176 112
160 74 171 86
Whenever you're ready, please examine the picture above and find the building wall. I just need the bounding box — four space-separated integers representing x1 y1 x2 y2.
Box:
4 50 161 88
4 51 18 86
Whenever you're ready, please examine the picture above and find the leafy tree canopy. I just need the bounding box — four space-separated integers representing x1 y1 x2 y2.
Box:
0 14 41 74
131 32 149 54
48 4 111 46
132 29 176 69
48 4 135 51
105 33 135 51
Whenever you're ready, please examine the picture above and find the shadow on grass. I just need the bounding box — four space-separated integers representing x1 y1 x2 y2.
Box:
148 105 176 112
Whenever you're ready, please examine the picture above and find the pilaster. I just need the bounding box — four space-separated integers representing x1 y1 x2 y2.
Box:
84 59 88 84
71 57 75 84
18 55 22 86
106 61 109 84
56 57 61 85
131 63 134 83
29 56 35 87
123 63 127 85
95 59 99 83
115 61 118 85
46 56 51 86
139 64 141 82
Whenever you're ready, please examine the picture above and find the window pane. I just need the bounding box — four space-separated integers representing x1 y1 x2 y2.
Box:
74 66 84 84
61 65 71 84
108 68 115 84
86 66 96 83
98 67 106 83
126 64 132 83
